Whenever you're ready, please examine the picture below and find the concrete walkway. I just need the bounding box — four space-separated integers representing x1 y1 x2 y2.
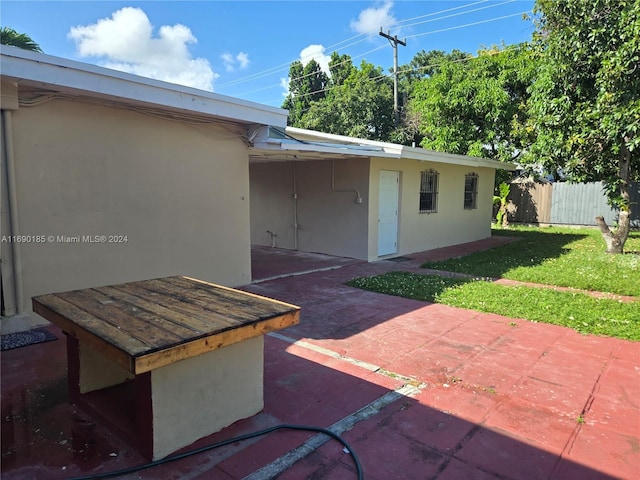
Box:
2 238 638 479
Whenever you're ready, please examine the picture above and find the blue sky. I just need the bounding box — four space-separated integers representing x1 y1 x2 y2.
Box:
1 1 536 107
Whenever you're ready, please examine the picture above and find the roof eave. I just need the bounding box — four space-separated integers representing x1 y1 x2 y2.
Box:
284 127 516 170
250 141 383 159
0 46 288 127
399 146 518 170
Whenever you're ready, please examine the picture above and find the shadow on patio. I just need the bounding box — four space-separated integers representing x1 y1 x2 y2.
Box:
1 239 637 479
1 327 627 480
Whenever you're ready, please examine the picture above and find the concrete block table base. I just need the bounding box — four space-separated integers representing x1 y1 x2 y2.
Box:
69 335 264 459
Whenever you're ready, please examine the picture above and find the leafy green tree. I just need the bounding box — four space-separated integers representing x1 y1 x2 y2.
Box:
282 59 328 126
0 27 42 52
391 49 471 146
398 49 469 90
300 60 395 140
525 0 639 253
328 52 355 87
408 44 536 165
493 182 511 228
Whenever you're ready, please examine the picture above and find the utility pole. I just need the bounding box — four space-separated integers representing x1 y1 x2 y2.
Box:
379 28 406 125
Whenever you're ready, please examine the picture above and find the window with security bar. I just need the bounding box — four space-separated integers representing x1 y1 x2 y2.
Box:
464 173 478 209
419 169 439 213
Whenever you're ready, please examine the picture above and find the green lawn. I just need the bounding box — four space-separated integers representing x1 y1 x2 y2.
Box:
423 226 640 297
347 226 640 341
347 272 639 341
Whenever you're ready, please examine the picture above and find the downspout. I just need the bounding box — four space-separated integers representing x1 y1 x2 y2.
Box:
331 160 363 204
292 161 299 250
1 109 24 314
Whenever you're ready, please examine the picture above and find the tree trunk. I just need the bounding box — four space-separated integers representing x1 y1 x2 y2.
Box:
501 204 509 228
596 213 629 254
595 137 633 254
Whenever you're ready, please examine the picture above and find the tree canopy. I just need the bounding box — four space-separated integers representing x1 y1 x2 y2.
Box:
282 53 395 141
524 0 639 252
300 59 395 140
281 45 536 159
525 0 639 186
398 48 469 91
282 59 328 127
0 27 43 52
408 44 536 163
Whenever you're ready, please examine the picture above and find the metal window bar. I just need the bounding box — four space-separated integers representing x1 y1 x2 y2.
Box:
464 173 478 209
420 170 438 213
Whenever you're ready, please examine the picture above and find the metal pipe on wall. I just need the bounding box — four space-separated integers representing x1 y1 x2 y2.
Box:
1 109 25 314
331 160 362 204
292 161 299 250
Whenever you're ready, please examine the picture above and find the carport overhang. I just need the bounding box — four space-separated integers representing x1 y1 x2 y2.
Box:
249 126 517 170
249 127 380 163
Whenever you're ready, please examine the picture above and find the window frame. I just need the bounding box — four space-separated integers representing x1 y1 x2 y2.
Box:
464 173 478 210
419 169 439 214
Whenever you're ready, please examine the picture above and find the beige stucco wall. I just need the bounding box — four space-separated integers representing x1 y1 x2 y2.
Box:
151 336 263 459
368 158 496 261
250 156 496 263
1 80 19 110
2 97 251 331
250 161 297 249
250 158 370 259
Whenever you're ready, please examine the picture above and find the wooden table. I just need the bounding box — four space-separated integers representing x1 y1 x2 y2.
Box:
32 276 300 459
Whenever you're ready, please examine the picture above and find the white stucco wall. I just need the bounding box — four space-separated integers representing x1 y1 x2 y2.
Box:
368 158 496 261
250 158 370 259
2 97 252 331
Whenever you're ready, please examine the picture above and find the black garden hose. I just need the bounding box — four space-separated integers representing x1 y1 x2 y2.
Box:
68 423 363 480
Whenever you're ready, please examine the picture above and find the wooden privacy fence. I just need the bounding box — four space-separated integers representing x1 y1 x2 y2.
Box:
506 181 640 227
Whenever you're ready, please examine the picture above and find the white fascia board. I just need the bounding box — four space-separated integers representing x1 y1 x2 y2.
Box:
279 138 385 153
400 147 518 170
0 47 288 127
251 141 386 158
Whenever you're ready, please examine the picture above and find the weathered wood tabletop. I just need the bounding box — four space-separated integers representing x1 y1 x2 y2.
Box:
32 276 300 375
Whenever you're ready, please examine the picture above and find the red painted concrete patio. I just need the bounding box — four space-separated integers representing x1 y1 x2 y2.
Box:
2 238 638 479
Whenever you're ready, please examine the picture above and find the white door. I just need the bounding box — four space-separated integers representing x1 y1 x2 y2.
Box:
378 170 399 256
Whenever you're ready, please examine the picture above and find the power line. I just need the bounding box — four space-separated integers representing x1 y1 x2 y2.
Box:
391 0 516 32
230 7 532 104
236 8 523 101
216 0 512 91
268 43 527 110
405 11 530 41
235 44 389 98
385 0 492 29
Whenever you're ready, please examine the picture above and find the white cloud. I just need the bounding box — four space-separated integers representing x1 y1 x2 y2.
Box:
236 52 249 69
299 44 331 74
280 77 290 98
222 51 250 72
350 1 397 35
68 7 218 91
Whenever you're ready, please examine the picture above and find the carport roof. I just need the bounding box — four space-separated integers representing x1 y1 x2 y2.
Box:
250 126 517 170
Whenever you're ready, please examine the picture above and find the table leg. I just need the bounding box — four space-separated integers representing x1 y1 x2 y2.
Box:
66 334 81 404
